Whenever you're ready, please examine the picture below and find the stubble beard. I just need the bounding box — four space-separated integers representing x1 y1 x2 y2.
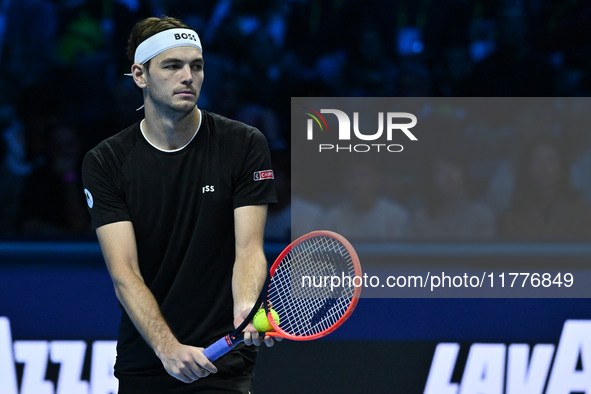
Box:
148 87 200 120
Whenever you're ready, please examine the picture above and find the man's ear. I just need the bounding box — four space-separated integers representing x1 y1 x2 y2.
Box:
131 63 147 88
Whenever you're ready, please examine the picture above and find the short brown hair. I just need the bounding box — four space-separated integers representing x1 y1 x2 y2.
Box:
127 16 191 64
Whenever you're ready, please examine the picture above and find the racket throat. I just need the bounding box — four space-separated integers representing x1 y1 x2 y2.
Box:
226 334 245 347
224 335 234 347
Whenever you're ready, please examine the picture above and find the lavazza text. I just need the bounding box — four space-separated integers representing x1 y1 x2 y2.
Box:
0 317 117 394
424 319 591 394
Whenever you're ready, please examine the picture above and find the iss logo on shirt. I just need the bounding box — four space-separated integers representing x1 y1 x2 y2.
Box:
253 170 274 181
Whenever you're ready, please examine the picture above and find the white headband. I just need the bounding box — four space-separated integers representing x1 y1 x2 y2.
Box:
134 28 202 64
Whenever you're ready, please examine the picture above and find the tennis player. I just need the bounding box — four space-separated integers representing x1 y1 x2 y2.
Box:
82 16 278 393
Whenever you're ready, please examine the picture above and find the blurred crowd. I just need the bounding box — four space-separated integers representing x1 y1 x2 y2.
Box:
0 0 590 242
281 99 591 243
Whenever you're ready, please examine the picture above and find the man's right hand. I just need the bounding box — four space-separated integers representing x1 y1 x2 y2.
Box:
157 342 218 383
96 223 218 384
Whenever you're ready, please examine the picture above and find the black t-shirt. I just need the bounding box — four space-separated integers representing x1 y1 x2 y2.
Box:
82 110 277 378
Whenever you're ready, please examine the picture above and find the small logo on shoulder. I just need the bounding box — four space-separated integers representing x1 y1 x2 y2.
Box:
253 170 274 181
202 185 215 193
84 189 93 208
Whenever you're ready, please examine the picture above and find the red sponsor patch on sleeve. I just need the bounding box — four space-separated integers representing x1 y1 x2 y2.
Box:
253 170 274 181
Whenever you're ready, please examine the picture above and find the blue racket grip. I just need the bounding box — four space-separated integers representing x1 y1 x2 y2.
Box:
202 335 244 362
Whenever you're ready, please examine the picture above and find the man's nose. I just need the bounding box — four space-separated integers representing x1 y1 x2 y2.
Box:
180 65 193 84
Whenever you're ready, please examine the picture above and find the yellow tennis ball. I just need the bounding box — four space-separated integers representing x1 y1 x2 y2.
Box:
253 308 279 332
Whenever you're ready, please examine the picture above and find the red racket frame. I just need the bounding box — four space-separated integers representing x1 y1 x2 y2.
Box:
263 230 362 341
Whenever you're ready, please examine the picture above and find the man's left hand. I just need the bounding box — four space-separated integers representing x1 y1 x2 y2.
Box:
234 309 282 347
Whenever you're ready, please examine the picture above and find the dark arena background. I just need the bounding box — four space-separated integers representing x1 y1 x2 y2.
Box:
1 1 591 393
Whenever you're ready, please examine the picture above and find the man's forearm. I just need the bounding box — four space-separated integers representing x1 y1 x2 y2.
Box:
108 258 217 382
112 271 179 358
232 247 267 317
232 204 268 323
96 222 179 357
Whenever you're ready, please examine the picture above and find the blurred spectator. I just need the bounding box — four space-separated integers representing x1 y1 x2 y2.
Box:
0 0 591 241
431 45 474 96
56 9 104 65
206 73 245 119
0 105 31 234
235 104 285 150
468 2 555 96
321 161 410 241
483 110 557 215
411 152 496 241
561 99 591 203
395 57 433 96
342 25 396 96
266 148 326 240
291 195 324 240
0 0 58 92
289 151 325 239
18 124 90 237
106 76 145 137
500 137 591 241
206 72 286 150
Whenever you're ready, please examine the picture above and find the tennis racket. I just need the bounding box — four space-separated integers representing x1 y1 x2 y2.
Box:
202 230 362 362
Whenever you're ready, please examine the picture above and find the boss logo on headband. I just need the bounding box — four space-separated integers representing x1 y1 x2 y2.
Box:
174 33 198 42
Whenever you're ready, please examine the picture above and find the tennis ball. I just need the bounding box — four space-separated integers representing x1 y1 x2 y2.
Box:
253 308 280 332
